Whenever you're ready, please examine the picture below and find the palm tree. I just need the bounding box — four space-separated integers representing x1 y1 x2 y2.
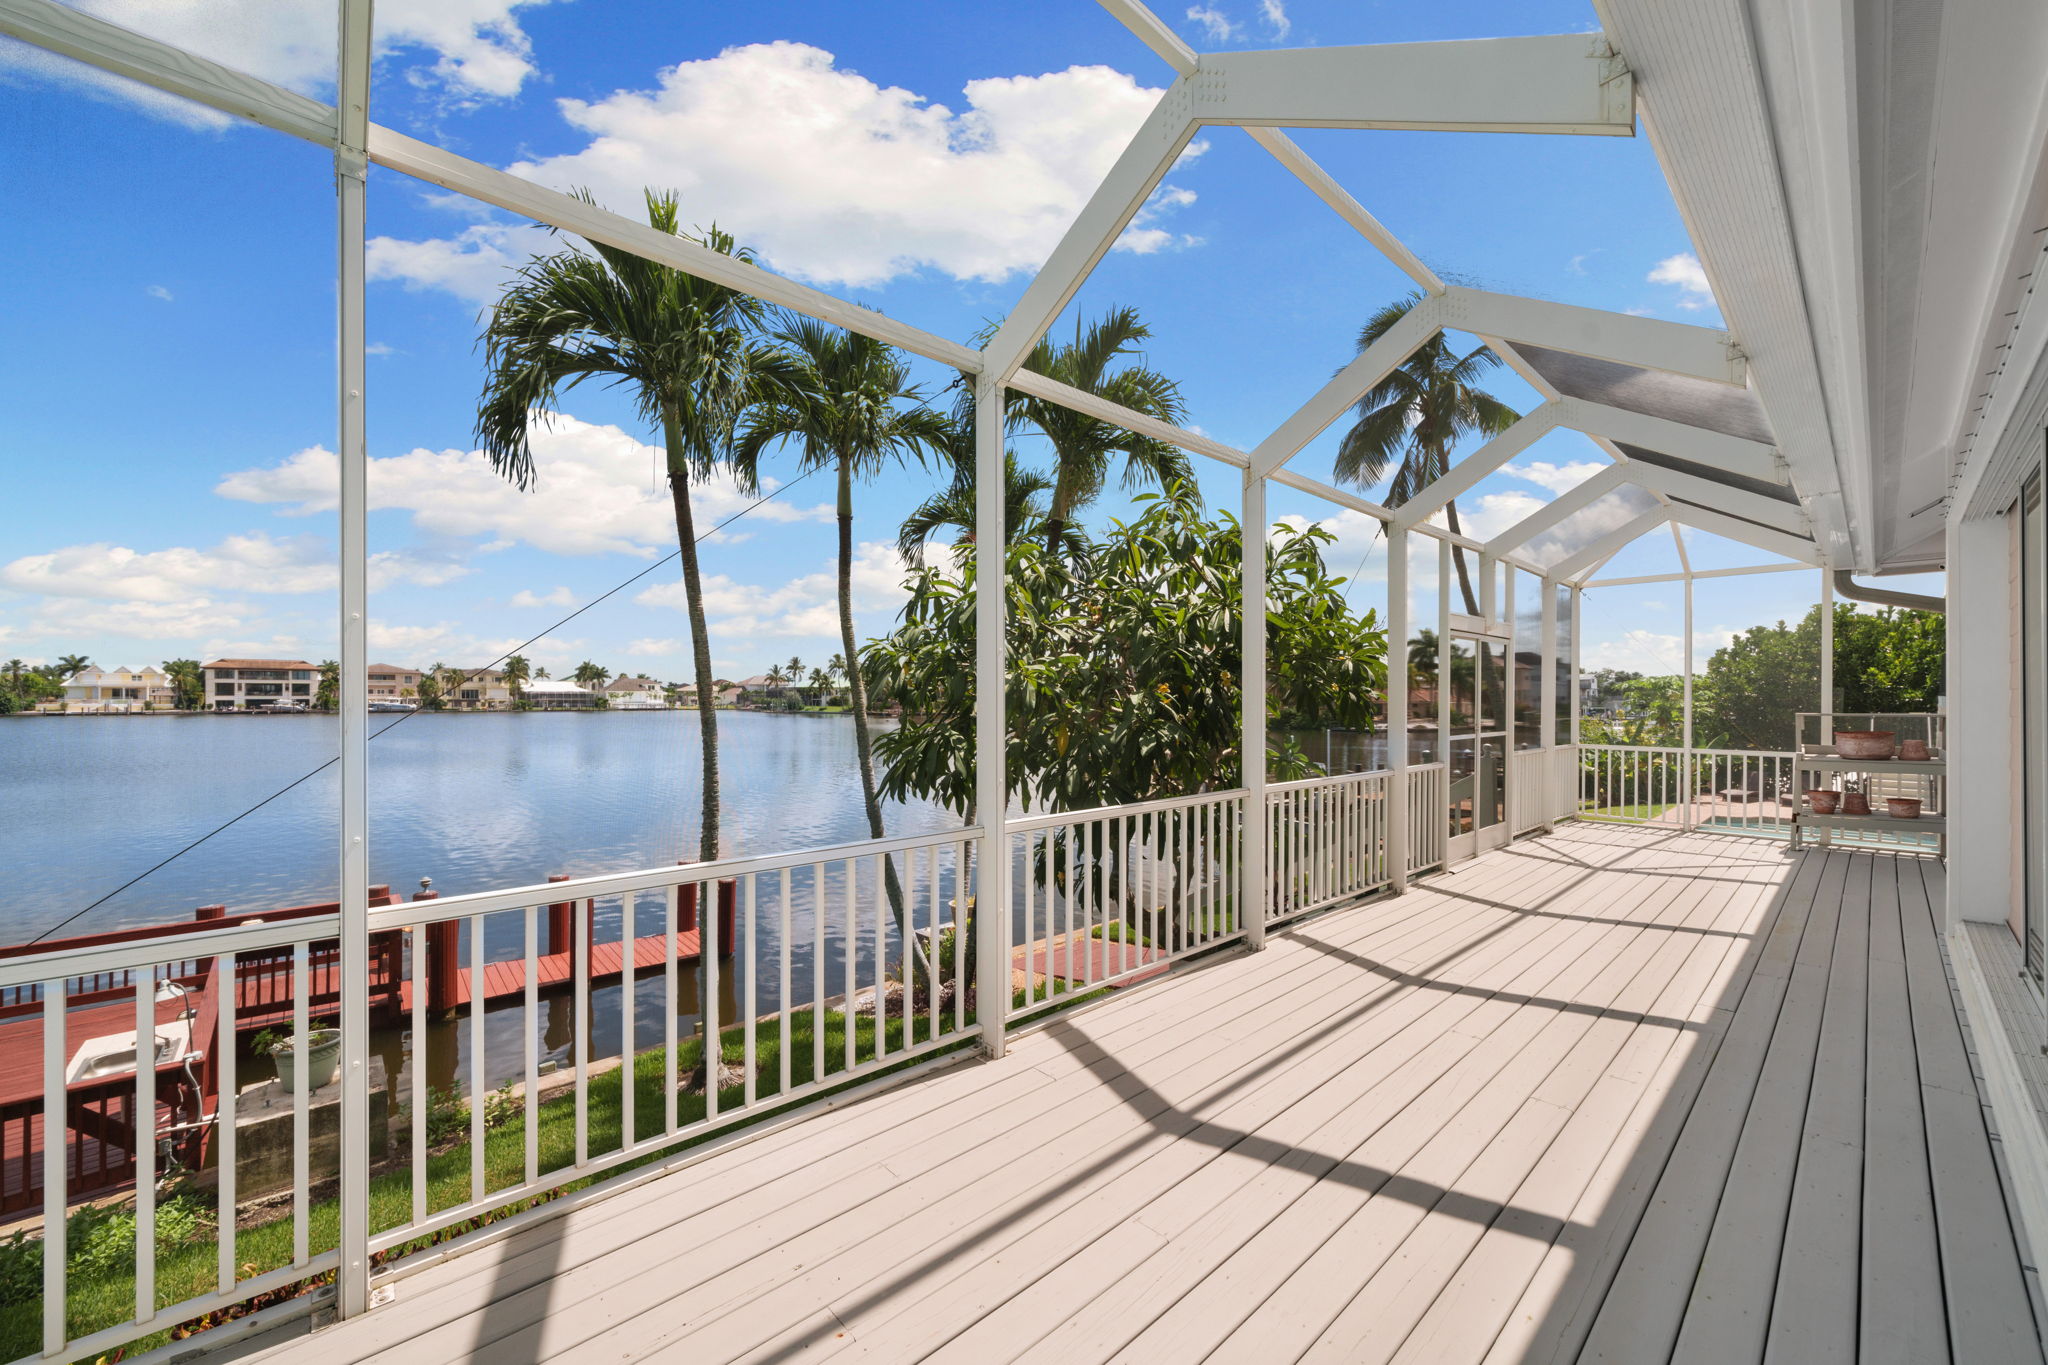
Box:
161 658 203 710
1010 306 1192 555
733 317 951 927
763 663 790 693
56 653 90 680
476 189 790 866
897 443 1064 567
503 654 531 705
1334 292 1519 616
419 661 448 711
571 660 608 688
315 660 340 711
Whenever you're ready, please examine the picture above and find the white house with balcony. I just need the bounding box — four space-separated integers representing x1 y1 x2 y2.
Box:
56 664 174 712
8 3 2048 1364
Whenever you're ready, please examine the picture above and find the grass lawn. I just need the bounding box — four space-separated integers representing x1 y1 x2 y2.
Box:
1583 802 1678 821
7 1003 982 1362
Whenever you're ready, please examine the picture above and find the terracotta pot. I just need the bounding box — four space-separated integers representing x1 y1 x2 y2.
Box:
1887 797 1923 819
1842 791 1872 816
1833 729 1897 760
1898 739 1931 761
1805 789 1841 815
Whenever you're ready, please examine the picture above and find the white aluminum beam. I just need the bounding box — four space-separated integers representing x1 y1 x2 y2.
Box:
1007 368 1249 469
1665 503 1823 566
0 0 334 141
980 87 1197 380
0 0 982 375
1618 462 1809 536
1248 296 1443 476
1553 396 1783 482
1392 405 1559 528
1200 36 1634 135
972 374 1008 1056
1244 128 1446 294
1585 561 1812 588
1548 509 1668 581
1439 286 1747 387
1482 463 1630 557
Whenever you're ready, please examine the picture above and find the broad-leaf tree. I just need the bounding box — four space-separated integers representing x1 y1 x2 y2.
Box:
476 189 789 864
865 487 1386 967
1333 293 1519 615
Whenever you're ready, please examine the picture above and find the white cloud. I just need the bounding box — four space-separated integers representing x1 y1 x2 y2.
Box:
367 221 552 307
1259 0 1291 38
54 598 261 641
1583 628 1688 674
1502 460 1608 495
511 586 577 609
625 637 681 657
365 621 527 667
2 533 335 602
5 0 555 121
1647 252 1715 311
0 533 465 602
368 43 1202 293
216 413 834 558
1186 6 1240 41
365 342 397 357
145 284 174 302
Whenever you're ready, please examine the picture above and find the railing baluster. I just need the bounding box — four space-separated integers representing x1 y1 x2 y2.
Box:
469 913 485 1200
842 858 854 1076
525 904 540 1182
410 927 426 1224
215 952 236 1295
135 973 155 1320
622 892 637 1151
952 838 967 1036
43 977 66 1359
812 863 825 1082
779 869 792 1098
744 874 758 1107
870 857 885 1063
663 889 677 1136
574 896 589 1168
292 940 309 1265
706 873 721 1119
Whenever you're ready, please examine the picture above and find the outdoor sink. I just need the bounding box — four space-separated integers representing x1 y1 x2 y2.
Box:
65 1019 192 1086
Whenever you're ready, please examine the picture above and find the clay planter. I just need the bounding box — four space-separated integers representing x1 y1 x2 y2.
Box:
1899 738 1932 761
1833 729 1897 760
1887 797 1924 819
1805 789 1841 815
1842 791 1872 816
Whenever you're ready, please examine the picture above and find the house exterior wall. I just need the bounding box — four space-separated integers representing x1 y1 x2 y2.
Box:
202 660 317 710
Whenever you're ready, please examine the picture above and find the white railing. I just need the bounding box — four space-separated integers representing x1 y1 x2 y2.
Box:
1005 789 1246 1023
365 827 980 1258
1 916 345 1365
1577 743 1688 825
1689 748 1797 835
1266 770 1391 924
1406 764 1449 872
1509 749 1550 834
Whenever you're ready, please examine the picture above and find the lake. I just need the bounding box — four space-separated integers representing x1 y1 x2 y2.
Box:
2 709 967 1091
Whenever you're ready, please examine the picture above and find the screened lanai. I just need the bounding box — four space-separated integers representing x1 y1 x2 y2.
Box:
3 0 2033 1362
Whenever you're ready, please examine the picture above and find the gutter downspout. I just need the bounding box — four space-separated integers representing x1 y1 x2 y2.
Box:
1830 570 1945 614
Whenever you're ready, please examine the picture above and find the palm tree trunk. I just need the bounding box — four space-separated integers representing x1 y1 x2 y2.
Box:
1444 499 1481 617
665 415 723 1091
837 457 912 943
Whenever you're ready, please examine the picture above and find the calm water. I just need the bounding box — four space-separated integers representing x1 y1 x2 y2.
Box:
2 710 965 1091
0 709 958 940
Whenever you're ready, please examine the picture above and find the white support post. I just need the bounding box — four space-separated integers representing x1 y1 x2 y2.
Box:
1387 524 1410 890
973 373 1008 1058
1682 571 1695 831
1820 568 1835 731
1503 568 1516 836
1439 537 1453 854
1571 586 1583 746
1242 470 1269 948
334 0 372 1321
1540 575 1557 832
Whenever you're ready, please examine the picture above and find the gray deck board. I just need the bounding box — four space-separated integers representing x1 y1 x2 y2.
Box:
217 824 2038 1365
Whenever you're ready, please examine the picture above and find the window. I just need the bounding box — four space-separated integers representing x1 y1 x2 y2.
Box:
291 684 310 695
291 670 312 680
214 683 234 696
216 669 237 680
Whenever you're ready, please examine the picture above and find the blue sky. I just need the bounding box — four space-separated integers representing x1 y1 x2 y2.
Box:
0 0 1840 685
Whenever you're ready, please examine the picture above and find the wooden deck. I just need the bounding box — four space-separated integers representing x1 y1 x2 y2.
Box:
224 823 2043 1364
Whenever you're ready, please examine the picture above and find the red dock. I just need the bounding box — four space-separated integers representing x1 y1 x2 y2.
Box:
394 926 707 1012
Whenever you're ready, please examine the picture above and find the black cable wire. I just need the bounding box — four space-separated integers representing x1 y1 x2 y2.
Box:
23 466 821 947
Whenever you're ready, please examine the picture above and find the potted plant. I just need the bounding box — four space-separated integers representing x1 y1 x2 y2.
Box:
252 1026 343 1090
